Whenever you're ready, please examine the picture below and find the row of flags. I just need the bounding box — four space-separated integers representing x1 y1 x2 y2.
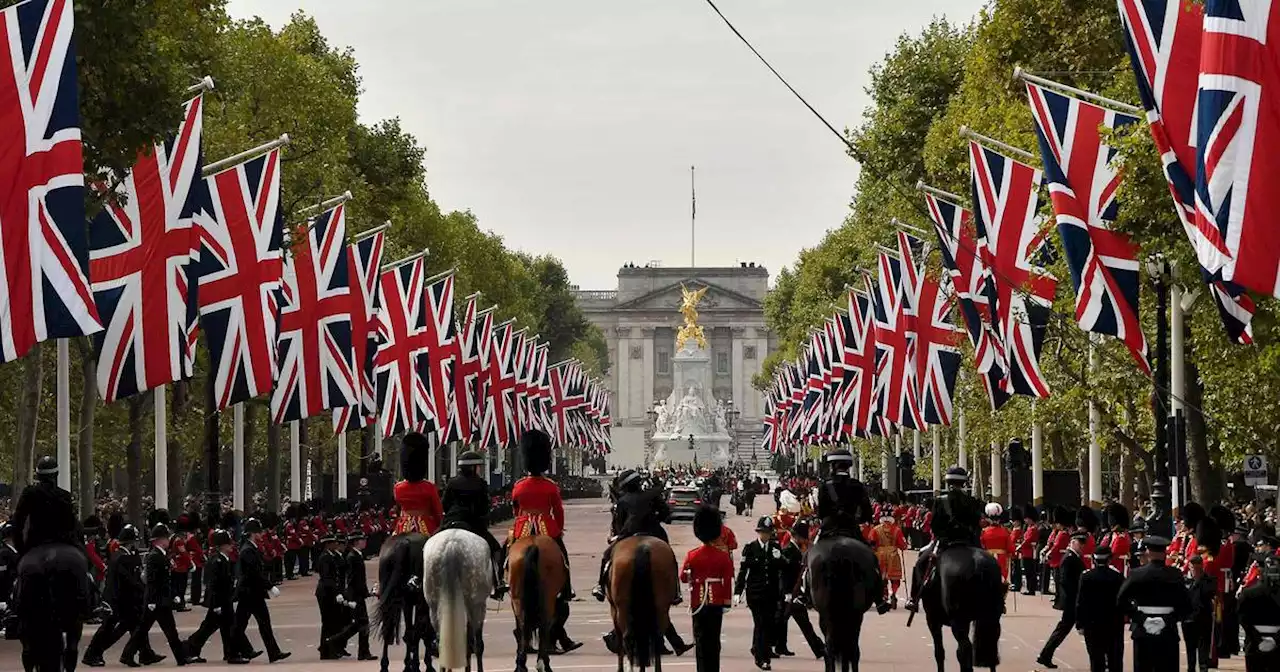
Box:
0 0 610 454
762 0 1280 451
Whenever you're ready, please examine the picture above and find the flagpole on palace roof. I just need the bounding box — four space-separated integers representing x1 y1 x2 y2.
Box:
1013 66 1142 115
958 126 1037 164
915 180 965 204
186 75 215 93
202 133 291 177
295 190 352 217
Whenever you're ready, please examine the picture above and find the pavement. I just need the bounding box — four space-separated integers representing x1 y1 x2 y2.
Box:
1 493 1247 671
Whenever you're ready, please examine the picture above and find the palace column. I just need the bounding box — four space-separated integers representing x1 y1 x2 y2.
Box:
752 327 769 419
731 327 745 407
613 326 632 421
641 327 655 415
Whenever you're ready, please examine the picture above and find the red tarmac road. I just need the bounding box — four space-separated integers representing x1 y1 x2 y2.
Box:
4 495 1128 671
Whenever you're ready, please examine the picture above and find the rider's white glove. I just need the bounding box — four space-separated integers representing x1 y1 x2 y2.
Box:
0 602 7 611
733 593 743 607
337 597 347 607
173 596 181 605
212 607 221 615
147 603 156 611
268 587 281 599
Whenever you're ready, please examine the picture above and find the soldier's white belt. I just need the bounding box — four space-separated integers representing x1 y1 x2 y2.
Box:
1255 625 1280 634
1136 606 1174 615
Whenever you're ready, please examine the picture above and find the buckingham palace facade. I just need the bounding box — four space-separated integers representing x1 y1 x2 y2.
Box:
572 263 775 468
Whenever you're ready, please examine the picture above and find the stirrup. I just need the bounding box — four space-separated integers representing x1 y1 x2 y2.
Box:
591 585 606 602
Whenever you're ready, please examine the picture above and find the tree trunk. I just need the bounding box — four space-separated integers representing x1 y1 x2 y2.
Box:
1078 443 1090 505
1048 429 1067 470
167 381 188 512
74 338 97 516
126 394 147 526
1119 441 1136 512
267 420 281 512
13 344 44 491
1184 357 1214 503
972 447 986 500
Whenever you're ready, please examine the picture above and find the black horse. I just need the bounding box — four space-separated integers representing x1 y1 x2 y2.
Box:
15 542 92 671
808 536 883 672
372 533 436 672
919 545 1004 672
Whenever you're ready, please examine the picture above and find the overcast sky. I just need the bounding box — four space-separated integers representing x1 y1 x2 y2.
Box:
226 0 985 289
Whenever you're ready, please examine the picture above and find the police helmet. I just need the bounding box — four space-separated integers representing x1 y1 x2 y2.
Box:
944 466 969 485
35 455 58 477
0 522 13 539
211 529 233 547
825 449 853 470
242 518 264 535
458 450 486 469
755 516 775 532
616 469 642 493
118 524 139 543
150 523 171 539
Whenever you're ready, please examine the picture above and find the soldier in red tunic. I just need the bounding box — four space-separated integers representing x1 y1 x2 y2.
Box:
681 506 734 672
1017 509 1040 595
508 430 572 599
980 507 1014 584
1075 506 1099 570
392 432 443 536
283 506 301 580
1101 503 1132 576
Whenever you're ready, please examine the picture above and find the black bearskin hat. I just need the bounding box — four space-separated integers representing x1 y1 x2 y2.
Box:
285 502 299 520
1179 502 1206 528
184 509 203 532
1105 503 1130 529
83 515 102 531
1195 518 1223 556
335 499 350 515
107 512 124 539
175 513 191 532
1076 506 1100 533
402 431 430 482
1208 505 1236 537
1008 506 1024 523
692 506 721 543
220 510 241 531
1052 505 1073 526
147 507 170 529
521 429 553 476
261 510 280 529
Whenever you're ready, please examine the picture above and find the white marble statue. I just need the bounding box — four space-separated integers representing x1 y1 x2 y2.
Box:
654 400 672 435
672 383 710 435
713 399 728 434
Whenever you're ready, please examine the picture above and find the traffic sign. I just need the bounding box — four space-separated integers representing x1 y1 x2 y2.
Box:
1244 454 1269 486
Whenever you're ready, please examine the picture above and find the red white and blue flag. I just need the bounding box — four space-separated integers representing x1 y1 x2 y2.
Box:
1117 0 1256 343
373 257 430 438
872 250 924 430
419 271 459 443
913 270 964 426
0 0 100 363
968 140 1056 399
549 360 583 446
89 93 204 401
452 295 492 442
480 319 518 448
195 148 285 410
333 227 385 433
271 204 356 423
1026 82 1151 373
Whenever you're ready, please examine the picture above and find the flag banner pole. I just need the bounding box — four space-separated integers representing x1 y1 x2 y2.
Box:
1013 67 1142 115
1088 335 1103 507
337 432 348 499
233 403 245 511
932 425 942 494
186 75 215 93
890 217 930 237
295 190 353 217
380 248 430 273
290 420 302 501
427 432 438 484
990 441 1002 499
56 340 71 491
1032 401 1044 506
958 126 1037 163
915 180 966 204
202 134 291 177
449 442 458 479
353 221 391 242
154 384 167 509
421 266 458 286
958 408 968 472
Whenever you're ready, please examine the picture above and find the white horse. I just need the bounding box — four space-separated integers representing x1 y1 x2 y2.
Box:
423 528 494 672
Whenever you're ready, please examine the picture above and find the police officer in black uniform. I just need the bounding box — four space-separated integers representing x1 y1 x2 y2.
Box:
1117 536 1192 672
1238 553 1280 672
593 469 675 602
184 528 245 664
1037 530 1087 668
326 532 377 661
9 456 81 555
82 525 160 667
232 518 290 663
0 522 16 619
121 522 194 666
907 466 982 613
816 449 873 539
441 450 505 598
736 516 783 670
316 530 347 659
774 520 825 660
1076 544 1126 672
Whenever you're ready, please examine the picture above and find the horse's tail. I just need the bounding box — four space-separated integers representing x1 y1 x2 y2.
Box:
437 536 469 670
820 549 862 666
626 542 657 669
971 553 1004 669
372 538 409 645
518 543 542 643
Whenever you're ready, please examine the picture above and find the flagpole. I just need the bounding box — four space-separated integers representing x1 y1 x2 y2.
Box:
690 165 696 267
186 75 215 94
337 431 348 499
1013 66 1142 115
381 249 430 273
233 403 245 510
202 134 291 177
56 340 70 491
958 407 968 473
890 218 930 237
1088 335 1103 507
154 385 167 509
353 221 390 242
913 428 922 460
428 433 438 484
295 190 352 217
990 441 1002 499
932 425 941 495
958 126 1037 164
915 180 965 204
1031 401 1044 506
290 421 301 501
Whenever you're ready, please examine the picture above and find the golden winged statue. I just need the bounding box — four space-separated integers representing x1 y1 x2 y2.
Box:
676 284 709 350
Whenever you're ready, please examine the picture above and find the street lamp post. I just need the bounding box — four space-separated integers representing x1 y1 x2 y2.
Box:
725 399 740 465
646 401 659 466
1146 254 1173 539
689 433 697 470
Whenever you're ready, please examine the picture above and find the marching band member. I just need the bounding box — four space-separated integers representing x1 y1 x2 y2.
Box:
392 432 444 536
1076 507 1100 570
682 506 734 672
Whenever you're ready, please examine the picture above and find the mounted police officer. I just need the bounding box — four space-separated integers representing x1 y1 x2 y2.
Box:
1116 536 1192 672
815 449 873 540
9 456 80 555
441 449 504 598
1239 553 1280 672
593 468 676 603
906 466 982 614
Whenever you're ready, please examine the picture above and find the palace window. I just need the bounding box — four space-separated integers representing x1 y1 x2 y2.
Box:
657 351 671 374
716 351 730 374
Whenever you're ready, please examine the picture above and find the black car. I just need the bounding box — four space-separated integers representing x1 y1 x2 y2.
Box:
666 486 702 521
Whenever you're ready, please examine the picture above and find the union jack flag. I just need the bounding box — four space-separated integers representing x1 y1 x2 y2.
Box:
913 270 964 426
1026 82 1151 373
531 343 554 434
922 191 1010 410
550 360 585 446
195 148 285 410
480 319 518 448
373 257 430 438
968 140 1056 398
89 93 205 401
453 295 492 442
846 288 881 438
509 329 531 432
0 0 100 363
1195 0 1280 298
333 227 385 433
271 204 356 423
872 250 924 430
761 384 780 453
1118 0 1256 343
419 271 459 443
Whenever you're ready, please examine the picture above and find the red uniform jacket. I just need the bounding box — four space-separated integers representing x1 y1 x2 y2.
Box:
1214 543 1234 593
681 544 734 611
336 516 350 534
712 525 738 555
511 476 564 538
1102 531 1130 574
1047 529 1068 568
284 521 301 551
1017 525 1038 559
394 480 444 535
298 520 315 547
1079 533 1096 569
187 532 205 569
169 534 192 573
921 511 933 538
981 525 1014 580
86 541 107 580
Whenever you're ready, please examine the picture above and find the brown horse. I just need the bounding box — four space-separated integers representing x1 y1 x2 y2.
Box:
508 535 566 672
607 536 676 672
